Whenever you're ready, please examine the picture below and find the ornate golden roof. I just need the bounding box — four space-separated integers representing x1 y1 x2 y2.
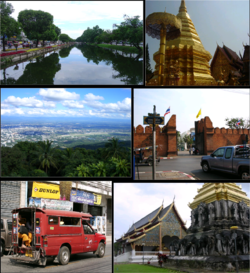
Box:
188 183 250 209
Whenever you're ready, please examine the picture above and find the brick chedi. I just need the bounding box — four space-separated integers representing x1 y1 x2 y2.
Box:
134 115 177 157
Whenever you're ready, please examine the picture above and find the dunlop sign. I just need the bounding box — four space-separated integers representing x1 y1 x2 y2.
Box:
32 182 60 199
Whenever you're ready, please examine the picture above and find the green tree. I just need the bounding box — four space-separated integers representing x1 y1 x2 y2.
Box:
1 1 21 51
183 134 193 147
1 146 26 176
109 157 130 177
18 9 54 47
114 15 143 51
146 43 153 74
59 33 73 42
225 118 247 129
40 24 57 45
32 140 58 174
104 137 125 159
54 25 61 40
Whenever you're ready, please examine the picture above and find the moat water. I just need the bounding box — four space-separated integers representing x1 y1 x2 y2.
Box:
0 45 143 85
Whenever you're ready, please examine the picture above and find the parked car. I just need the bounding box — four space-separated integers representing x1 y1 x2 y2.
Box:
1 218 12 256
9 207 106 266
200 144 250 179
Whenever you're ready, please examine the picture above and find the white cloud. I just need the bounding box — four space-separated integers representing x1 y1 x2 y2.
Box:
84 93 104 101
62 100 84 109
11 1 143 25
2 108 25 115
38 88 80 101
3 96 43 108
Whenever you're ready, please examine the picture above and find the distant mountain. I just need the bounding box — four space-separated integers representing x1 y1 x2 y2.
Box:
72 140 131 150
1 116 131 125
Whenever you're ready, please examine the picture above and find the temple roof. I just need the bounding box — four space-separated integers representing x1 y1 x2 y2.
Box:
116 202 187 243
126 205 163 234
211 45 243 70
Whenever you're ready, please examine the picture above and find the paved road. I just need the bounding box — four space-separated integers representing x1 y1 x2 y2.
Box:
135 155 240 180
1 243 111 273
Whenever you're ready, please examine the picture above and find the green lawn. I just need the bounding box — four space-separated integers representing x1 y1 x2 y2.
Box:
114 264 185 273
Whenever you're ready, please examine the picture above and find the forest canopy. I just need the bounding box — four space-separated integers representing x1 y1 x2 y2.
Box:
1 137 131 177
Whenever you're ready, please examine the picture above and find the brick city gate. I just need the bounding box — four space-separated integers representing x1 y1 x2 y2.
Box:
195 116 250 155
134 115 177 157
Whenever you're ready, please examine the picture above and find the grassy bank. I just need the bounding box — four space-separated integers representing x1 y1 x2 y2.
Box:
114 264 185 273
89 43 143 53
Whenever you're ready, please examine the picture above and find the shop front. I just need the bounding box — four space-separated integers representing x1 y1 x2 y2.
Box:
70 189 106 235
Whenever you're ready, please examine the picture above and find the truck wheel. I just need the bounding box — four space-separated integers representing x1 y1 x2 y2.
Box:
58 246 70 265
96 242 105 258
240 169 249 180
1 240 4 256
202 162 210 173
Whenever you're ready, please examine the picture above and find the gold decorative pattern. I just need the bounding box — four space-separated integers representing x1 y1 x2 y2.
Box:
188 183 250 209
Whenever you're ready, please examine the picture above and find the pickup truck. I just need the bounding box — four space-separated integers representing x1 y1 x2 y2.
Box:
200 145 250 179
1 218 12 256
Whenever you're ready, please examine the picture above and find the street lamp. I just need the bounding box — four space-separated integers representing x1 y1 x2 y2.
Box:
230 226 238 273
142 243 145 264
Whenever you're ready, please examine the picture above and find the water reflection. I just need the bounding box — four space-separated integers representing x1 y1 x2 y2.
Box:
0 45 143 85
1 52 61 85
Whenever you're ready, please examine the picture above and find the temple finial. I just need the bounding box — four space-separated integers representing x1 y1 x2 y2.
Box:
179 0 187 13
173 195 175 203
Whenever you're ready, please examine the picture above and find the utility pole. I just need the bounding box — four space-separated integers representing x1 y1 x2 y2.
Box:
152 105 156 180
143 106 164 181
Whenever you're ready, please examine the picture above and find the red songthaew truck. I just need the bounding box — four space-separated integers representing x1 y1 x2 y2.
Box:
9 207 106 266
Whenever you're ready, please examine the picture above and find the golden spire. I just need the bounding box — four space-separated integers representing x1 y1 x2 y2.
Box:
179 0 187 13
188 183 250 209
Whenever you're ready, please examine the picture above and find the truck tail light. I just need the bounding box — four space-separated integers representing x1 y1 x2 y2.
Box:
43 236 48 247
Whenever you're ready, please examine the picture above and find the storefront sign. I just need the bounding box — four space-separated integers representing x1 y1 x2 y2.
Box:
29 197 73 211
90 216 106 235
94 193 102 205
70 189 94 205
32 182 60 199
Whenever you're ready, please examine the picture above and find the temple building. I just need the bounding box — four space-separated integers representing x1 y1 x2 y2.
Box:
115 201 187 258
147 0 216 86
210 44 243 85
238 45 250 85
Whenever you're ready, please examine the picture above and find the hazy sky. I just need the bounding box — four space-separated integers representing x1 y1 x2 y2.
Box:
114 182 250 241
134 88 250 134
1 88 131 119
9 1 143 39
146 0 249 70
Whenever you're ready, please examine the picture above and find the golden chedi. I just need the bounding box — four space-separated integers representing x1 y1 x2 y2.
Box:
147 0 217 86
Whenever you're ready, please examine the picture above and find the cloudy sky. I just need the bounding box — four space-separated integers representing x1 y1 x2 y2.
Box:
146 0 249 70
1 88 131 119
114 183 250 242
9 1 143 40
134 88 250 134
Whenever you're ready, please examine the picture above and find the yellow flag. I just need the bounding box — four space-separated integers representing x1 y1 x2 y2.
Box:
196 109 201 118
